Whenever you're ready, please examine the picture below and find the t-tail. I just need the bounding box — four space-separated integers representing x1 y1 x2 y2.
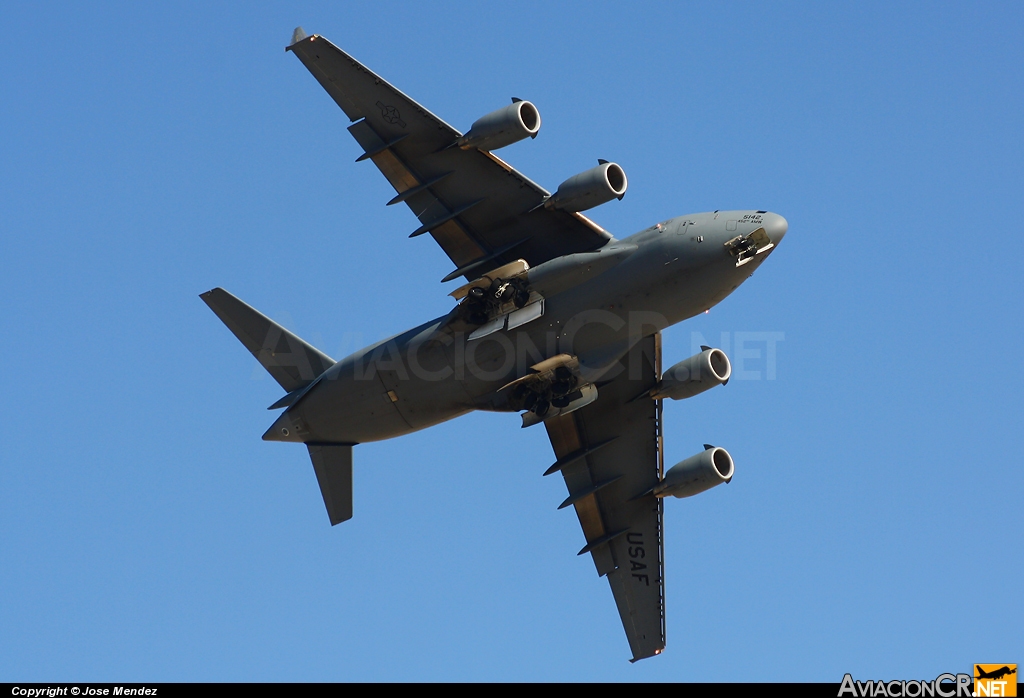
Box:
200 287 354 525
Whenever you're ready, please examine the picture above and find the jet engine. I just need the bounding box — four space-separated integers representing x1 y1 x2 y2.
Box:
654 446 734 499
457 99 541 151
545 161 627 213
650 348 731 401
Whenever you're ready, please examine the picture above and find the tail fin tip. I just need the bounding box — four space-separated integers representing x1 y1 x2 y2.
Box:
200 287 335 393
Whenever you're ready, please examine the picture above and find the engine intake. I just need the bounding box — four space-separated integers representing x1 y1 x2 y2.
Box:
650 348 731 400
654 446 734 499
457 100 541 151
545 161 628 213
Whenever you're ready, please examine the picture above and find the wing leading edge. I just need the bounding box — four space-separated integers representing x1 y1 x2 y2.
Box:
544 334 666 661
286 31 613 281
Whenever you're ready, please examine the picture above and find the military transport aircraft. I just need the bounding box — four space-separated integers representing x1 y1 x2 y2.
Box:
201 27 787 662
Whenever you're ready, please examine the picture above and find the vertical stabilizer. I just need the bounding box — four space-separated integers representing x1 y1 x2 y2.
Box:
200 287 335 393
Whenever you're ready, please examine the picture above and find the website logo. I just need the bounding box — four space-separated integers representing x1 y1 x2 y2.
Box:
974 665 1017 697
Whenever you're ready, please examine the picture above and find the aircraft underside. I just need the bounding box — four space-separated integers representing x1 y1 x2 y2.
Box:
201 27 787 662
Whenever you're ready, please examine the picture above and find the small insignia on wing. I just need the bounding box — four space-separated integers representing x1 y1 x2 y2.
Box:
375 101 407 128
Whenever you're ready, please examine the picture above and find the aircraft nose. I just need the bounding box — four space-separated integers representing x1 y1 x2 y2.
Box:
763 213 788 244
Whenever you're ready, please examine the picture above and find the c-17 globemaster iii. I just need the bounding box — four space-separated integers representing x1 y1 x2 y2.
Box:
201 27 787 662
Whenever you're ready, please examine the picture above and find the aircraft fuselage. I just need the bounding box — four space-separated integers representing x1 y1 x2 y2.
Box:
265 210 787 444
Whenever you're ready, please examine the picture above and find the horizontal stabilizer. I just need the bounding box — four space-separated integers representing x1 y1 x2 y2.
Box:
200 287 335 393
307 443 353 525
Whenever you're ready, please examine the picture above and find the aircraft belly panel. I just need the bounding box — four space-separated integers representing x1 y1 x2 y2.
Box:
297 368 412 443
376 341 470 431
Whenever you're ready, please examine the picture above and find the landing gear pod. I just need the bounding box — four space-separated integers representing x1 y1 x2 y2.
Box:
457 99 541 151
654 446 734 499
650 348 731 401
520 383 598 428
545 161 627 213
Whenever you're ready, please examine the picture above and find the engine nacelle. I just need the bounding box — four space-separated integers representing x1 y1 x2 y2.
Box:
650 348 731 401
654 446 734 499
545 161 627 213
457 100 541 151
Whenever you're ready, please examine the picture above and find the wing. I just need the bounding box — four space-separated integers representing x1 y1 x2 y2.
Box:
543 333 666 661
286 31 613 282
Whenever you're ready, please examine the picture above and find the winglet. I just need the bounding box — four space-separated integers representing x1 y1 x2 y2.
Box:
289 26 308 47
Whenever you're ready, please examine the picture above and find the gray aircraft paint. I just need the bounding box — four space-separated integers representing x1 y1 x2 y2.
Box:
262 210 786 445
202 29 788 663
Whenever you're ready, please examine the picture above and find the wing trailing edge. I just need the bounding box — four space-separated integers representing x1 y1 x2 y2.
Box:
543 333 666 661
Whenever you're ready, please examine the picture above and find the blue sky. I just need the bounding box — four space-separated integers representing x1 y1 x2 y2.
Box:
2 1 1021 682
